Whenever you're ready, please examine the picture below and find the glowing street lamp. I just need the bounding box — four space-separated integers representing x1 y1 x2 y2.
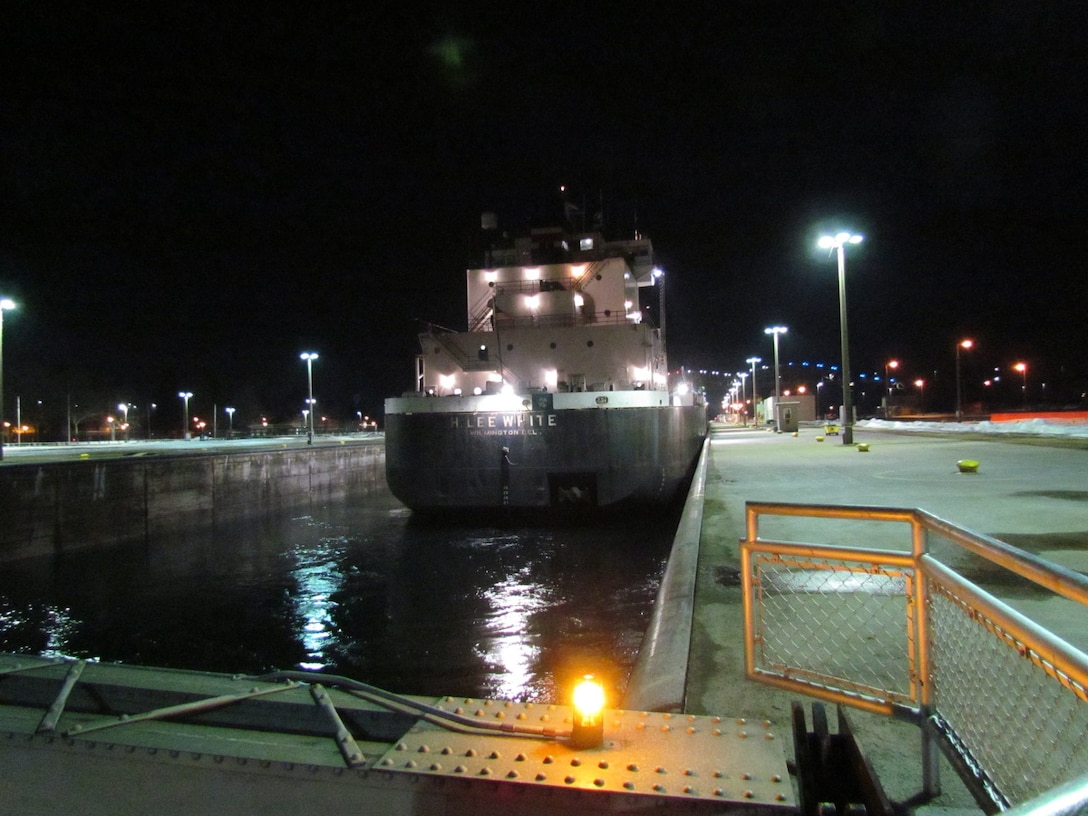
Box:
914 379 925 413
818 231 863 443
117 403 130 439
178 391 193 440
1014 362 1027 405
0 298 15 460
737 371 749 424
884 360 899 418
300 352 319 444
763 327 787 431
884 360 898 393
225 406 236 434
746 357 761 423
955 340 974 420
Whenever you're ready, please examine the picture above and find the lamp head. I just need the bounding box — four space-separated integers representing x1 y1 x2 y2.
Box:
570 675 605 749
818 232 863 249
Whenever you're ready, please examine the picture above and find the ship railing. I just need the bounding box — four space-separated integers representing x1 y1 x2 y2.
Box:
739 501 1088 813
493 312 642 330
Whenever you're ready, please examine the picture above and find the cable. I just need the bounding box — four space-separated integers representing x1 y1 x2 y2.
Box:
252 670 563 739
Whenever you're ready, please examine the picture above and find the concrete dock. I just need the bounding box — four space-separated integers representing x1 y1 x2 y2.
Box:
684 422 1088 810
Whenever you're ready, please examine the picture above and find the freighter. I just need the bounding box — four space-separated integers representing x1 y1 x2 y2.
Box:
384 213 706 512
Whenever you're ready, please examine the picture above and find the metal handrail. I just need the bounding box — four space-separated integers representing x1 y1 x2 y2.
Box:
1001 773 1088 816
741 500 1088 812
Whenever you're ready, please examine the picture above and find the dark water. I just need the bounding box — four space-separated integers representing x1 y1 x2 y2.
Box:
0 490 676 706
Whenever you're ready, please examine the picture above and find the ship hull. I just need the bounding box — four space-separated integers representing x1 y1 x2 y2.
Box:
384 393 706 512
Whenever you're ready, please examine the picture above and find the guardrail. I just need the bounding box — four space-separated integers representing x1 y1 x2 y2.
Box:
740 501 1088 813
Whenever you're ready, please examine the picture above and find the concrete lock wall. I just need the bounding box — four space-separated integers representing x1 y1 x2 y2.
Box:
0 443 386 562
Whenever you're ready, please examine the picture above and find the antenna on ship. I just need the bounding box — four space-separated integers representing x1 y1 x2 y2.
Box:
560 185 585 233
481 211 497 267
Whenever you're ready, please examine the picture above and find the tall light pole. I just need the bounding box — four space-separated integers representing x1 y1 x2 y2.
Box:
117 403 130 440
746 357 761 424
818 231 863 444
884 359 899 417
178 392 192 440
0 298 15 460
737 371 749 424
763 327 787 432
225 406 235 435
955 340 974 420
300 352 319 444
1014 362 1027 405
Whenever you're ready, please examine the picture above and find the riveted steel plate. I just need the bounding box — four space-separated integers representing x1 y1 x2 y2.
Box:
375 697 795 807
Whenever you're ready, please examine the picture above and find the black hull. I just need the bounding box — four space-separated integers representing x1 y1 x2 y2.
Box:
385 405 706 512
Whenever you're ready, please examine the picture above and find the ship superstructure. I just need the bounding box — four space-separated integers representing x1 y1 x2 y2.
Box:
384 220 706 511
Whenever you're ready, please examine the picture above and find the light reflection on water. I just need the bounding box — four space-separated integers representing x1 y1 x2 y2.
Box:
0 494 676 704
287 529 347 671
477 566 550 701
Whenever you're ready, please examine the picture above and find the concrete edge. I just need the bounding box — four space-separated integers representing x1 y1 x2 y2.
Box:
621 435 710 712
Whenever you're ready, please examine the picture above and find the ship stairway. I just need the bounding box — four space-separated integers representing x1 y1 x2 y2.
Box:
424 329 499 373
571 260 608 292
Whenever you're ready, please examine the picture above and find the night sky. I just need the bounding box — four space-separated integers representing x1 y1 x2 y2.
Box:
3 4 1087 435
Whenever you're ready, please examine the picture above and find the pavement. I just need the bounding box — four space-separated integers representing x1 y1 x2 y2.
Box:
684 422 1088 811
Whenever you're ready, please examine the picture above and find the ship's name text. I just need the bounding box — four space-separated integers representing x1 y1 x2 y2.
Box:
451 412 557 435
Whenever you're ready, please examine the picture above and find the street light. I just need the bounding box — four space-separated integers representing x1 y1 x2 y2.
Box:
300 352 319 444
178 392 193 440
1014 362 1027 405
955 340 974 420
914 379 925 413
0 298 15 460
818 231 863 444
737 371 749 425
117 403 130 439
746 357 761 424
763 327 787 432
885 360 899 418
225 406 235 435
